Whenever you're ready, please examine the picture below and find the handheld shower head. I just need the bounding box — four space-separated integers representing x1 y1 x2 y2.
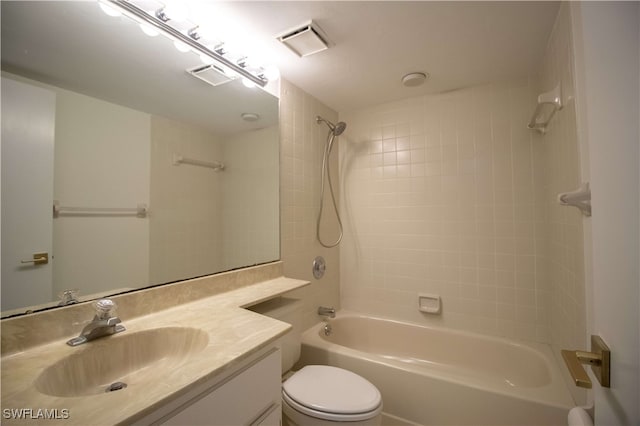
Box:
316 116 347 136
315 115 347 248
333 121 347 136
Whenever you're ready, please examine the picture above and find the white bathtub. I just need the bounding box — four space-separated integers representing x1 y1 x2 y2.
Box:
298 311 574 426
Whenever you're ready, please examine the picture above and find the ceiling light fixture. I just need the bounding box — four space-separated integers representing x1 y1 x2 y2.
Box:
101 0 275 88
241 112 260 122
402 72 429 87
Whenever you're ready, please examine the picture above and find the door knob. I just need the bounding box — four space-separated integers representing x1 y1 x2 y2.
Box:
20 252 49 265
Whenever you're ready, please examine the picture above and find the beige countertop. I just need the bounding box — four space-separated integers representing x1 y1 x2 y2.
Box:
1 276 309 425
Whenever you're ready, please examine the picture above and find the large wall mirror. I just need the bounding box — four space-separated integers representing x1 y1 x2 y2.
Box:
1 1 280 317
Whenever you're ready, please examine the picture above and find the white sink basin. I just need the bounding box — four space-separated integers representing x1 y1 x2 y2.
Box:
34 327 209 397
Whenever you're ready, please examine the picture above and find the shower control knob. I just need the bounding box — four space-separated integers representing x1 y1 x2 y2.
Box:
312 256 326 279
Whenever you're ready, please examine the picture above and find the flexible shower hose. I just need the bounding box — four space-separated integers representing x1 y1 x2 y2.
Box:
316 130 343 248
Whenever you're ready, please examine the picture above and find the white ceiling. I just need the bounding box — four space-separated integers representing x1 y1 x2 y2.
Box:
215 1 561 112
1 1 279 135
2 1 560 121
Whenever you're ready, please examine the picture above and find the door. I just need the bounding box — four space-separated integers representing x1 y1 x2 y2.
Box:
1 77 56 311
570 3 639 424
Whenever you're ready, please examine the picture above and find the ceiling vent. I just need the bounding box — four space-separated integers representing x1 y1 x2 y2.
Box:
277 21 331 57
187 64 235 87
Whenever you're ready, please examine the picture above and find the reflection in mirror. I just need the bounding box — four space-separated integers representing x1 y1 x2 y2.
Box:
1 1 280 317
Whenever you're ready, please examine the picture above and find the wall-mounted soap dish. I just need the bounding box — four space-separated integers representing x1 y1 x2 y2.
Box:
418 293 441 314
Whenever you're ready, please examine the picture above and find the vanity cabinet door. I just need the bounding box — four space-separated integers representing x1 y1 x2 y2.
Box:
161 348 281 426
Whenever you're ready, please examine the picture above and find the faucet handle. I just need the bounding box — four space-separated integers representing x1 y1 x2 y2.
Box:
58 289 79 306
94 299 117 320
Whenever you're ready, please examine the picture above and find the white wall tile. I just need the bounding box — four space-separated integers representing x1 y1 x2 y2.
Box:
337 10 585 390
536 2 587 404
340 80 546 340
279 80 341 331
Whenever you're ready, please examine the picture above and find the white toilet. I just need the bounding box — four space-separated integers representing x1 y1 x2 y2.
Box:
282 364 382 426
250 298 383 426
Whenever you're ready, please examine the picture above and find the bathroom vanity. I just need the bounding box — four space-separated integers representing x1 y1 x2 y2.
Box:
147 347 282 425
1 262 308 425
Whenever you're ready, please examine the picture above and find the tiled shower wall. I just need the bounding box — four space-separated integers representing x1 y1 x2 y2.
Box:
338 4 585 368
539 1 586 354
277 10 586 400
536 3 587 403
279 79 341 330
339 80 549 341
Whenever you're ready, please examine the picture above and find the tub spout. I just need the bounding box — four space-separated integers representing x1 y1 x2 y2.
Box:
318 306 336 318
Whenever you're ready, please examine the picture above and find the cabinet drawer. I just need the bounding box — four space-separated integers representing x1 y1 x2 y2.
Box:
163 349 281 425
252 402 281 426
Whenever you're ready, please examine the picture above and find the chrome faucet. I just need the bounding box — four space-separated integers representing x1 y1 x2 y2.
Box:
317 306 336 318
66 299 125 346
58 289 79 306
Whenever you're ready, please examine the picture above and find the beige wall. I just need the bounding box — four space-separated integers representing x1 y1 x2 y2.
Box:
570 1 639 418
279 80 341 330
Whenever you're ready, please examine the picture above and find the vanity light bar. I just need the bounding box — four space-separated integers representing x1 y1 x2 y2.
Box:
106 0 268 87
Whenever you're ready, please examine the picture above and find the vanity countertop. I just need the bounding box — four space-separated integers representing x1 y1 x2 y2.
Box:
1 276 309 425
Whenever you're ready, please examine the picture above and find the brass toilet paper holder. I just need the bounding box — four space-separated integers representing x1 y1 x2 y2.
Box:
561 335 610 389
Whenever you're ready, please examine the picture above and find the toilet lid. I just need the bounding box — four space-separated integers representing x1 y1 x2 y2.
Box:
283 365 382 415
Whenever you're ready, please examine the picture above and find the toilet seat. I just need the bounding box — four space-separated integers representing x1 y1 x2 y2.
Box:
282 365 382 422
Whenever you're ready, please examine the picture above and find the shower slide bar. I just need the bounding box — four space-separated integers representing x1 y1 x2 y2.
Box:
53 201 148 218
527 82 563 134
173 154 225 172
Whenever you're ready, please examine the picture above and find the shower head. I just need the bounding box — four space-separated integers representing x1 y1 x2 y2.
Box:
316 116 347 136
333 121 347 136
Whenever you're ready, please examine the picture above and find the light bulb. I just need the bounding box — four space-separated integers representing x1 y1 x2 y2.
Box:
225 68 240 79
140 23 159 37
224 39 252 59
264 65 280 81
163 1 189 22
195 26 220 45
242 78 256 89
98 2 122 17
220 47 243 65
173 40 191 53
242 55 264 70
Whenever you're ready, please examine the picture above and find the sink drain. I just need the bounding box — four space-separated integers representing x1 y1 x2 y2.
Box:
105 382 127 392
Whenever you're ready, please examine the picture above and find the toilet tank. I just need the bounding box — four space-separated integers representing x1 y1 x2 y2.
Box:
248 297 303 372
